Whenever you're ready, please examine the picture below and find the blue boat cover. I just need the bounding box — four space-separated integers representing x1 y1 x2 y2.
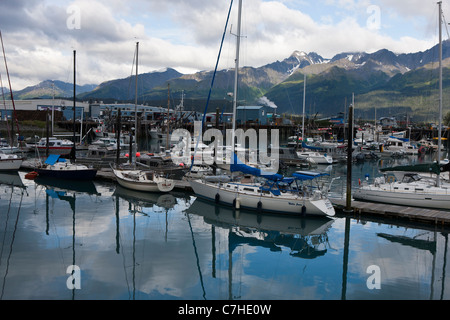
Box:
302 142 323 151
389 136 409 142
44 154 66 165
292 171 329 180
229 153 283 181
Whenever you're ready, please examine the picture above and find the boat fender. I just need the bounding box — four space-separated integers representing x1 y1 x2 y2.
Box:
358 178 361 185
387 176 395 183
257 201 262 212
215 193 220 203
233 198 240 209
301 205 306 216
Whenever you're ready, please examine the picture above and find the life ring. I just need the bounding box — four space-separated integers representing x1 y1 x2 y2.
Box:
387 176 395 183
215 193 220 203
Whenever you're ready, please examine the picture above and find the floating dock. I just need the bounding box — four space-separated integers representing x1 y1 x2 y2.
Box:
331 198 450 226
20 159 449 224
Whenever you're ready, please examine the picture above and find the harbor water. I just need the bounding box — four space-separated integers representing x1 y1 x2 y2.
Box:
1 154 450 300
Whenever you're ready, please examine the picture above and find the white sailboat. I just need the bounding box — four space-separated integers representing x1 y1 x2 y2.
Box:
296 73 333 165
111 166 175 192
0 31 24 170
189 152 335 216
35 154 97 180
354 2 449 210
188 0 335 217
0 150 23 171
353 163 450 209
110 42 176 193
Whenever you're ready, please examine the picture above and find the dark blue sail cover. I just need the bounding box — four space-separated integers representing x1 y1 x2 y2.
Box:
302 141 323 151
44 154 66 165
292 171 329 180
229 153 283 181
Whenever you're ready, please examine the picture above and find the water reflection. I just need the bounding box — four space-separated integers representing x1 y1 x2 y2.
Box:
188 198 334 259
35 176 100 197
1 171 450 299
0 172 25 189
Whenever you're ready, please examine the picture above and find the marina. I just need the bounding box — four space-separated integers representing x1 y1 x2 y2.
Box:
2 0 450 302
18 150 450 226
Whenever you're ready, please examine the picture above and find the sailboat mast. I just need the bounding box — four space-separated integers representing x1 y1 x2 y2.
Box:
135 41 139 157
302 73 306 144
231 0 242 155
0 31 21 140
72 49 76 160
438 1 443 167
167 83 170 150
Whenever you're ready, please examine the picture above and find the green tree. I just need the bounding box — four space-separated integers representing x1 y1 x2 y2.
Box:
444 111 450 126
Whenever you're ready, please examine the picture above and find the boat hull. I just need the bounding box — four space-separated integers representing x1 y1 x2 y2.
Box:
0 157 23 171
112 169 175 192
297 152 333 165
36 168 97 180
115 174 162 192
189 179 335 217
353 186 450 209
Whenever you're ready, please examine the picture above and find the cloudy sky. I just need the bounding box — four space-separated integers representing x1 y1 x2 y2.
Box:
0 0 447 91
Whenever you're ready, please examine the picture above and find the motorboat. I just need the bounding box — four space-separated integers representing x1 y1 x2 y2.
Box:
296 142 333 165
185 165 214 178
34 137 73 153
297 150 333 165
91 137 130 150
383 137 418 155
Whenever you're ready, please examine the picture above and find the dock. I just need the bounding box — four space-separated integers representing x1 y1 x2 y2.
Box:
331 198 450 226
19 160 450 224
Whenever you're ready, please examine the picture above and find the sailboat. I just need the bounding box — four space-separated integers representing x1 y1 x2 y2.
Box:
353 2 450 210
111 42 175 193
34 50 97 180
187 0 334 217
111 165 175 192
0 31 24 171
295 73 333 165
0 150 23 171
189 154 335 216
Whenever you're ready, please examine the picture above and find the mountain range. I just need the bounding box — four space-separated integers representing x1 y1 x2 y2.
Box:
7 40 450 121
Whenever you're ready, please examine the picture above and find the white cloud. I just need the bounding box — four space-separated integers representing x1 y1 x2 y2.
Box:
0 0 443 91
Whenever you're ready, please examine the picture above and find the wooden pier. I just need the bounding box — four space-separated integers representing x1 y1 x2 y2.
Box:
331 198 450 226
